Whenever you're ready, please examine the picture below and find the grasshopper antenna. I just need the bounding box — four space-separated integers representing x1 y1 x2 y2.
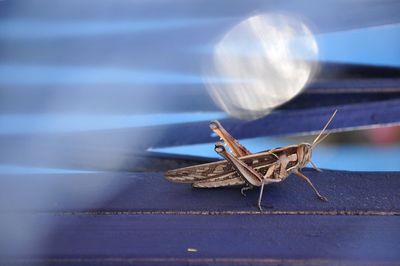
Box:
312 110 337 148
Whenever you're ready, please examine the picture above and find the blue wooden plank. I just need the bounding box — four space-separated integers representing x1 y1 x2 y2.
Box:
1 214 399 264
0 99 399 169
0 170 399 213
1 169 399 265
102 99 400 149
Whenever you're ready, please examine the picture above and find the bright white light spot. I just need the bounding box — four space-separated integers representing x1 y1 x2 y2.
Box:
204 14 319 120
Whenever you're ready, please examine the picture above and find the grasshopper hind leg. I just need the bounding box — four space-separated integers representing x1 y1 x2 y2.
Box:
209 120 251 157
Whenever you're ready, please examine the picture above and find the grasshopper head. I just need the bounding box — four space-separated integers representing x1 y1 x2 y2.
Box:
298 143 313 168
298 110 337 168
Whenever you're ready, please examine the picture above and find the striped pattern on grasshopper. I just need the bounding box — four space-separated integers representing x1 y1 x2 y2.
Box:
165 110 337 210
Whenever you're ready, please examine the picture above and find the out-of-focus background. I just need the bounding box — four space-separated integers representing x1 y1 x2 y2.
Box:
0 0 400 260
0 0 399 175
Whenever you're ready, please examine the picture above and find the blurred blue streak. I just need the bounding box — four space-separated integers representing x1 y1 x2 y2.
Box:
0 164 97 174
0 18 233 39
0 112 226 134
0 65 246 86
317 24 400 67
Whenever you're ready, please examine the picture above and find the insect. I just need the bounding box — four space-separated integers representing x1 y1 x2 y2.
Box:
165 110 337 210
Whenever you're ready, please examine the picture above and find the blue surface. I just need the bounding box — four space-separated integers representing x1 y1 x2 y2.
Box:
1 171 399 264
0 171 399 212
2 214 399 264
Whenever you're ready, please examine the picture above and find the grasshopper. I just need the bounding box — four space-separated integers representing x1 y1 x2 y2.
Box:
165 110 337 210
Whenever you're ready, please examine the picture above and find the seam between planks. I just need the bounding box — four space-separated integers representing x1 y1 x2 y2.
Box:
2 257 399 266
7 210 399 216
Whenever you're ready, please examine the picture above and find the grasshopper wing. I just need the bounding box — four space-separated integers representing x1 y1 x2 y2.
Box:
192 173 245 188
165 151 279 188
165 160 236 184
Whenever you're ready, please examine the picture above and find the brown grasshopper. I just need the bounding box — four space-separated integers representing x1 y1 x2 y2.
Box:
165 110 337 210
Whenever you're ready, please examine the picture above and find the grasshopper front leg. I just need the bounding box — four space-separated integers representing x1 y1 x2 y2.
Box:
310 161 322 172
293 170 328 202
